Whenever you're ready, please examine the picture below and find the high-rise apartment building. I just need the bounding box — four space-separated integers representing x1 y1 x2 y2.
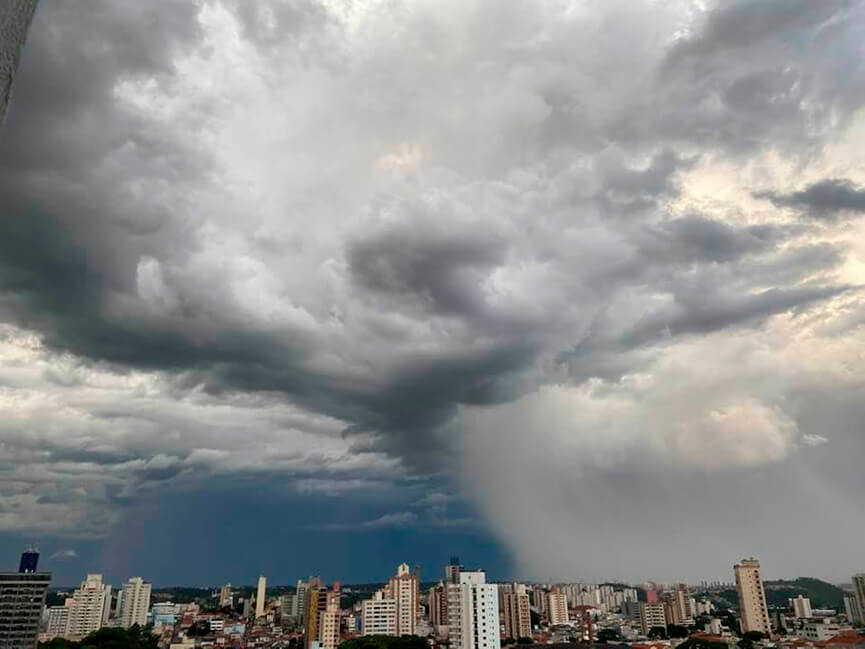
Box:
388 563 419 635
65 574 110 640
844 595 862 625
118 577 151 628
0 550 51 649
791 595 812 619
852 575 865 626
547 587 568 625
675 584 693 622
446 557 463 585
734 559 771 635
44 605 69 639
448 571 501 649
256 576 267 619
219 584 232 608
639 602 666 635
361 589 396 636
500 584 531 640
318 583 341 649
429 582 447 631
304 579 327 649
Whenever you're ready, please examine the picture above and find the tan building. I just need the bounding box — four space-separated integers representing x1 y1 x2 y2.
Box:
304 579 326 649
676 584 693 622
219 584 232 608
639 602 667 635
318 584 341 649
66 574 110 640
387 563 419 635
256 576 267 619
547 587 568 625
429 582 447 630
500 584 531 640
734 558 771 635
119 577 151 629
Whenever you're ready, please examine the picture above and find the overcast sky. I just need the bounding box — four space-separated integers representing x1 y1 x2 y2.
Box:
1 0 864 587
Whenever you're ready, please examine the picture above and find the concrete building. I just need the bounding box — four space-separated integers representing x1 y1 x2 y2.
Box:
256 576 267 619
734 559 771 635
66 574 110 640
429 582 447 631
639 602 667 635
361 590 396 636
303 579 327 649
44 605 70 640
791 596 813 620
446 557 463 585
853 575 865 626
388 563 419 635
500 584 531 641
844 596 862 625
0 550 51 649
219 584 232 608
802 621 842 641
547 587 569 625
676 584 693 622
318 583 341 649
448 571 500 649
119 577 151 629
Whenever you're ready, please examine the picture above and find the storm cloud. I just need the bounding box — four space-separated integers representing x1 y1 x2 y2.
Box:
1 0 864 583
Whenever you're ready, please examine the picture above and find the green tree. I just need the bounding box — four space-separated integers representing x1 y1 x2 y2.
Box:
648 626 668 640
597 629 622 643
667 625 689 638
517 637 534 645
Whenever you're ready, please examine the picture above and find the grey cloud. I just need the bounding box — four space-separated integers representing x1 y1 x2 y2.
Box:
757 178 865 219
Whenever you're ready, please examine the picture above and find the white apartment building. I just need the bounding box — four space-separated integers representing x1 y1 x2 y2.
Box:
791 595 812 620
119 577 151 628
734 559 771 635
43 605 69 640
361 590 397 636
844 596 862 624
65 574 110 640
449 571 501 649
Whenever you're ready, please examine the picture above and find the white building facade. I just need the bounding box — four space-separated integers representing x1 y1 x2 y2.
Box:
119 577 151 628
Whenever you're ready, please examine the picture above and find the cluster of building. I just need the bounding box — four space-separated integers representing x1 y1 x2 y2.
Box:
1 549 865 649
41 572 153 641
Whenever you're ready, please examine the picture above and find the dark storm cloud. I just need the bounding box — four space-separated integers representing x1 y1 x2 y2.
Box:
1 0 864 583
757 178 865 219
348 222 505 317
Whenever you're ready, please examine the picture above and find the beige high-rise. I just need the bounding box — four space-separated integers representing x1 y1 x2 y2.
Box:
387 563 419 635
256 576 267 619
547 587 568 625
734 558 771 635
119 577 151 628
65 574 109 640
500 584 531 640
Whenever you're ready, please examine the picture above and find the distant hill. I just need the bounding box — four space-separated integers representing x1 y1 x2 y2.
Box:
763 577 849 609
712 578 848 610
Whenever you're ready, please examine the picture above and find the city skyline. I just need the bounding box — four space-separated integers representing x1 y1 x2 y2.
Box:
2 0 865 589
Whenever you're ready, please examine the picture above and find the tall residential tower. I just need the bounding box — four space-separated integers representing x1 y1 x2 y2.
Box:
734 558 771 635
